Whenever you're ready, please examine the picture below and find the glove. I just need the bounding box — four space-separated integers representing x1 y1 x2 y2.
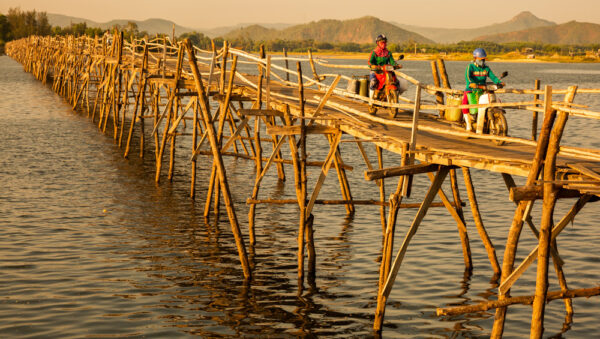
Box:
497 82 505 88
469 83 477 89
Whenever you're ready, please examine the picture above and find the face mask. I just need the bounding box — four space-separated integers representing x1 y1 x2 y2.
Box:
475 59 485 67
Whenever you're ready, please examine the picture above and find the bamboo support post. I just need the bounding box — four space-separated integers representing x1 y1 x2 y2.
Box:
436 58 451 89
184 39 251 280
426 171 472 270
430 60 444 116
283 48 290 82
404 85 422 197
376 146 387 232
265 54 286 181
191 97 199 198
531 85 577 338
491 85 577 338
248 52 264 243
124 43 149 158
297 61 308 289
168 44 185 182
462 167 501 275
374 166 450 332
532 79 540 141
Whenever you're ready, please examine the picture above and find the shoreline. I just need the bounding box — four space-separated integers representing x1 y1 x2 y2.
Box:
285 51 600 64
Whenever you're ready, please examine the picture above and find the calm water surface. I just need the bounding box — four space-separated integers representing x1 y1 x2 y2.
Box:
1 55 599 338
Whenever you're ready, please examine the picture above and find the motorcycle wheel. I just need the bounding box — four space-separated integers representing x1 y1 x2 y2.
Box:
387 90 399 119
487 108 508 145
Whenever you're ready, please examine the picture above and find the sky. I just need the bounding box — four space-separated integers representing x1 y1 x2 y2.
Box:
1 0 599 29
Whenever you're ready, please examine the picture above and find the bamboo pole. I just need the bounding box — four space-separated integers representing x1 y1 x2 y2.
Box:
283 48 290 82
375 190 402 330
436 58 451 90
462 167 501 275
332 145 355 214
184 39 251 279
374 166 450 331
531 85 578 338
491 85 577 338
191 97 199 198
297 61 308 289
532 79 540 141
376 146 387 232
430 60 444 116
427 171 472 270
168 44 185 182
124 43 149 158
404 85 422 198
264 54 286 181
305 132 342 215
307 48 322 90
248 51 264 243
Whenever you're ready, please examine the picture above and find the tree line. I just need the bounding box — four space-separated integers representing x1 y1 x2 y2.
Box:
0 8 145 53
2 8 599 57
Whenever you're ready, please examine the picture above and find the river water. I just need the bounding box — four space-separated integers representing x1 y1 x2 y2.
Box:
1 55 599 338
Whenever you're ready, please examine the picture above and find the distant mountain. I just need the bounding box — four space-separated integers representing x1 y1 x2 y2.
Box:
476 21 600 44
225 16 434 44
203 23 293 38
47 13 197 36
47 13 101 29
395 11 556 43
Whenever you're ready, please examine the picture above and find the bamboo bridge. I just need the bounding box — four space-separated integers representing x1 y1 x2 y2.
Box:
6 33 600 337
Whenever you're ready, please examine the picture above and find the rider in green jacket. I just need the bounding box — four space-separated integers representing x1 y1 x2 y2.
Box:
462 48 504 131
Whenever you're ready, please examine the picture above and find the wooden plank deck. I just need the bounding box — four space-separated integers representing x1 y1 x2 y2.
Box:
234 77 600 180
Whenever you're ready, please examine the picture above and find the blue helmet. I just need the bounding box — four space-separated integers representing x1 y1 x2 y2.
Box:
473 48 487 58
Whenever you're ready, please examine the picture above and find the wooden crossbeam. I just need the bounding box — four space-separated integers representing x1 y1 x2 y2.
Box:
266 125 340 136
437 285 600 317
238 109 283 117
510 185 583 201
220 117 249 153
212 93 252 102
365 163 452 181
245 198 461 208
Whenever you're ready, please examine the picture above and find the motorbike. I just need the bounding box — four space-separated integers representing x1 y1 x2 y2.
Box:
466 71 509 145
368 55 407 118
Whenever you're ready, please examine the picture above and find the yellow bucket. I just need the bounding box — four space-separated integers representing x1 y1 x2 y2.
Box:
445 95 462 122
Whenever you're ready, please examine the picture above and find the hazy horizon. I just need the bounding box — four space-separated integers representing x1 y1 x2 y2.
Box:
1 0 599 30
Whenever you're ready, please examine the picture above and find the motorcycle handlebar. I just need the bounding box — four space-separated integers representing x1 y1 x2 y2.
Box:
371 65 402 71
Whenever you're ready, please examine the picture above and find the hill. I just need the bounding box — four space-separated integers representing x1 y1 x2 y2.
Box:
475 21 600 44
224 16 434 44
203 23 293 38
47 13 197 36
395 11 555 43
